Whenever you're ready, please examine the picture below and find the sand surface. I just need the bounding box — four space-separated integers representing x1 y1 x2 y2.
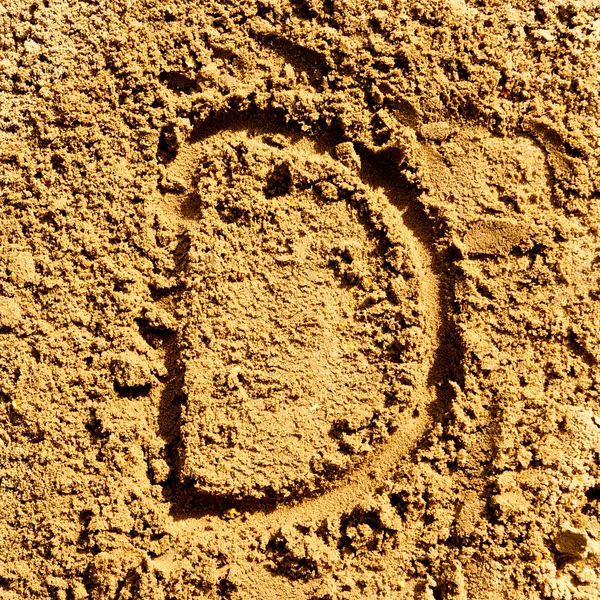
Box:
1 1 600 598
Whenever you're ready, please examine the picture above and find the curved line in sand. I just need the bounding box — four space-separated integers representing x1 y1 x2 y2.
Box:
158 110 448 531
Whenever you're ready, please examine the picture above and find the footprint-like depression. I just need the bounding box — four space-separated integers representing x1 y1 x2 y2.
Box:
157 119 439 502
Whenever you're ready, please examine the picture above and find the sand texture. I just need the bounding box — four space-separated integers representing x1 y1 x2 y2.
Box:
1 0 600 598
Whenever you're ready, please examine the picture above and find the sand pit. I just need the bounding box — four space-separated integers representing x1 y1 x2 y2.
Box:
1 1 600 598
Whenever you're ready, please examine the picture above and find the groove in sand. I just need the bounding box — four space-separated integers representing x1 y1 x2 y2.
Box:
153 112 449 534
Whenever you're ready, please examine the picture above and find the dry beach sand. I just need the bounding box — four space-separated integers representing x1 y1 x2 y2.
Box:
1 0 600 598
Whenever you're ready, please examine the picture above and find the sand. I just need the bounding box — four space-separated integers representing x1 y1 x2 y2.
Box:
1 0 600 598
